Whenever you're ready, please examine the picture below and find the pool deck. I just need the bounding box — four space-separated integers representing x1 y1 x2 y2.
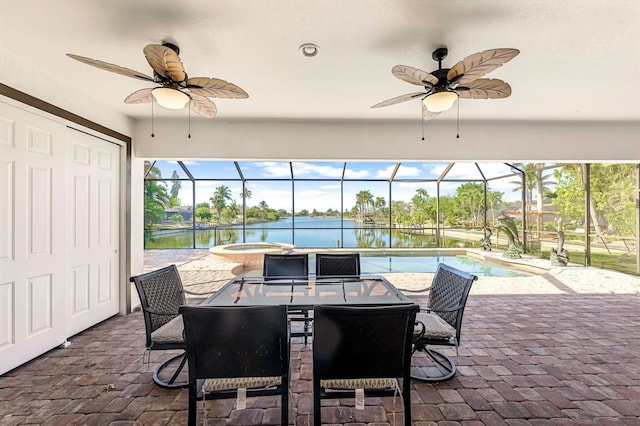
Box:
1 249 639 425
143 248 640 296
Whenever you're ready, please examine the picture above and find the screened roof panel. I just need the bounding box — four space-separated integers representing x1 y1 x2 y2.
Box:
181 161 241 179
147 160 526 182
395 162 450 180
343 162 398 180
291 162 345 179
237 161 292 179
146 160 189 180
475 163 520 181
443 163 488 181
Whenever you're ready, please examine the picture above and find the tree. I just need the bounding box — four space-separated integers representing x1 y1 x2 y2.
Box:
593 164 636 236
143 161 170 226
374 196 386 220
195 202 212 222
554 164 636 238
411 188 431 226
222 200 241 222
240 186 252 203
439 195 463 226
355 190 374 219
510 163 537 211
455 183 485 227
240 186 252 219
391 200 411 226
553 164 605 236
210 185 232 222
511 163 554 232
168 170 181 207
258 201 269 220
169 214 184 224
486 188 504 225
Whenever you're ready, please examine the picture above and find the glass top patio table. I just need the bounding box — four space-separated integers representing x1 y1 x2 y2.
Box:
203 275 414 308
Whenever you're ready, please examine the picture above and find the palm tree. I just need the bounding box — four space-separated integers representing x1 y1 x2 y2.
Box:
210 185 232 222
355 190 374 219
222 200 241 222
486 189 504 225
510 163 537 211
240 186 252 221
455 183 484 227
374 196 386 220
241 186 252 203
258 200 269 220
511 163 554 234
143 161 170 226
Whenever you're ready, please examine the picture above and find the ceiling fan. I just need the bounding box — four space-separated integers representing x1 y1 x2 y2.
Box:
67 42 248 118
371 47 519 120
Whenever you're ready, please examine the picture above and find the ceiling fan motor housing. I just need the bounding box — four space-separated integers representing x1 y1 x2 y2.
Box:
429 68 450 89
432 47 448 62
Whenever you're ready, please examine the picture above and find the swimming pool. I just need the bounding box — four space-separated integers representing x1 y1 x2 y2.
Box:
350 252 533 277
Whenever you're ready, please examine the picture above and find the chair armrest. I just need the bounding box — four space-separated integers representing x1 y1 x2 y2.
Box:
143 307 179 317
395 285 432 293
420 303 465 315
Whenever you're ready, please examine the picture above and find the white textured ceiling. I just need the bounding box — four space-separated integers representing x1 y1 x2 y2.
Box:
1 0 639 122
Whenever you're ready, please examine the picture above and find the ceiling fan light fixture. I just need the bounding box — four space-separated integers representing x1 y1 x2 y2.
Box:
423 90 458 113
152 87 190 110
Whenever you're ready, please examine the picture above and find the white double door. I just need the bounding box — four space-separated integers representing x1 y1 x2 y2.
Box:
0 101 121 374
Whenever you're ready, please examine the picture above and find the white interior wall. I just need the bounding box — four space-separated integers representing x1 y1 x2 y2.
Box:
134 118 640 162
0 46 132 138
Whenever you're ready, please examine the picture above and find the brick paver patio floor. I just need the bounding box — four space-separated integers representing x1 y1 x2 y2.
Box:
1 250 639 425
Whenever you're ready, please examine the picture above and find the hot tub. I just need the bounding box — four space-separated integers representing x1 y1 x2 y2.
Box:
209 242 295 268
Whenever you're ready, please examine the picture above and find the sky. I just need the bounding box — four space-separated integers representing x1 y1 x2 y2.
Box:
151 160 536 212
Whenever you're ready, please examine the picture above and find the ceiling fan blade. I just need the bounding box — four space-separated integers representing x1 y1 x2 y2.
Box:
188 93 218 118
186 77 249 98
66 54 154 82
455 78 512 99
447 48 519 85
124 88 154 104
422 108 442 121
392 65 438 86
371 92 426 108
143 44 187 83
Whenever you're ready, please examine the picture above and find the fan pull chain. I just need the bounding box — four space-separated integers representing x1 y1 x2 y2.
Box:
421 102 425 142
456 99 460 139
188 103 191 139
151 101 155 138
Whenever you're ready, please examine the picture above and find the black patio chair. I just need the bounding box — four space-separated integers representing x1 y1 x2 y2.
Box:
263 253 309 279
263 253 311 343
313 304 419 426
180 305 290 426
408 263 478 382
129 264 214 389
315 252 360 278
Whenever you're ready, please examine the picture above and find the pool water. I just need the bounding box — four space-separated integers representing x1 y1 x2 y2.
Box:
354 253 532 277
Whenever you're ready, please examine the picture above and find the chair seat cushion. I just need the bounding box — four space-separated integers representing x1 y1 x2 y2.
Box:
320 378 397 390
414 312 455 339
203 376 282 392
150 315 184 343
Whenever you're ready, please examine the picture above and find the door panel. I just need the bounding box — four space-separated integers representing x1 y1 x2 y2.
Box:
67 130 120 336
0 101 122 375
0 103 67 374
